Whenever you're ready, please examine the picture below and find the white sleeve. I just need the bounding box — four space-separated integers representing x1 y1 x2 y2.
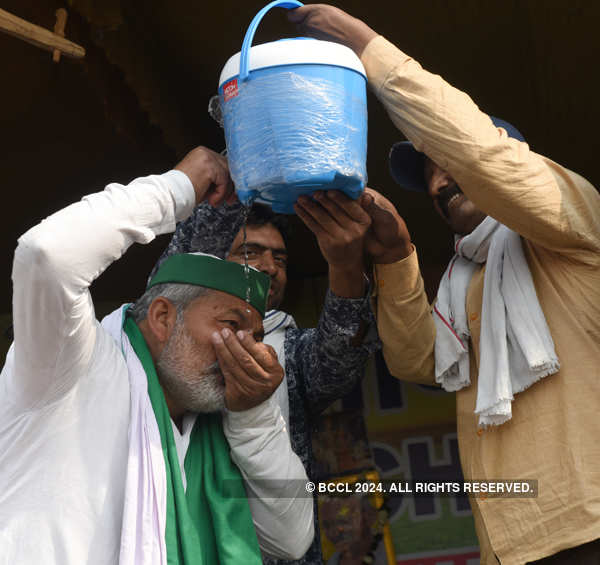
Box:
222 396 315 560
9 170 196 409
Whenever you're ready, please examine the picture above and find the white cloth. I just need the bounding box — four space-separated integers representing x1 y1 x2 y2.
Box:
0 171 313 565
263 309 297 429
171 414 198 490
101 307 167 565
433 216 560 426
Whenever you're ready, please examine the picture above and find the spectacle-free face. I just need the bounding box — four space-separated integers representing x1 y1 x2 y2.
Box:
156 290 264 417
424 158 486 235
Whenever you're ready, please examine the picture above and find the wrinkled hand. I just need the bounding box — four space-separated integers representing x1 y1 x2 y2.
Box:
174 146 236 207
287 4 377 56
294 190 371 271
361 188 413 264
212 328 283 412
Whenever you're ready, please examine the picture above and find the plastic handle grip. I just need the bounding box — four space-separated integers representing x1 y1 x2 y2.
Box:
239 0 304 82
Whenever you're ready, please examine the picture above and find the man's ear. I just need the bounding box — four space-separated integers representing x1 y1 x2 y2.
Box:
145 297 178 346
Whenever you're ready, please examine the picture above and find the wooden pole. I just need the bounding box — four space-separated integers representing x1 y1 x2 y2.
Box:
52 8 68 63
0 7 85 59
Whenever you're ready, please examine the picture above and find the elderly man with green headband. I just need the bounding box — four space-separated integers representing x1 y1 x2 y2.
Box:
0 146 314 565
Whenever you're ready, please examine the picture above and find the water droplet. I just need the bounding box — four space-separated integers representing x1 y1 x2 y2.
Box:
239 199 255 305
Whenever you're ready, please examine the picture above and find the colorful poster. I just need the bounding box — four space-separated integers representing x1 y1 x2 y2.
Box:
362 353 480 564
312 349 480 564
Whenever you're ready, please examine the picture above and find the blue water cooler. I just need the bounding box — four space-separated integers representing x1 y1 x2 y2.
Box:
218 0 368 213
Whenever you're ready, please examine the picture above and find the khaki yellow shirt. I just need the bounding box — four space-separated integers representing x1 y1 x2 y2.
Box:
363 36 600 565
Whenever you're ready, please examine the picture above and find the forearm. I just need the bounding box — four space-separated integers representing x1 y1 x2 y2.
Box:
223 396 314 560
362 36 600 256
11 171 194 406
297 289 379 412
328 264 366 298
375 248 436 385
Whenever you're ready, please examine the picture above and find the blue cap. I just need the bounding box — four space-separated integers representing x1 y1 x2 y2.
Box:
388 116 526 192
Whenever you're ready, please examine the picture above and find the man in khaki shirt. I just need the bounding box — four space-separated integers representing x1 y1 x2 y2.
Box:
290 5 600 565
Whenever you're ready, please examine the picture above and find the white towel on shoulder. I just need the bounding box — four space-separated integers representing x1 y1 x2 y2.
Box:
102 306 167 565
433 216 560 427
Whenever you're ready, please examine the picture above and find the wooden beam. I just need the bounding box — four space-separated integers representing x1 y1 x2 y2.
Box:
0 7 85 59
52 8 68 63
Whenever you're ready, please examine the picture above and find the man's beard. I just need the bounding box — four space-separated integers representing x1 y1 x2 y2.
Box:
156 318 226 414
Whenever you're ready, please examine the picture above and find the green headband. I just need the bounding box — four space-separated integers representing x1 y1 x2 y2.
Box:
147 253 270 317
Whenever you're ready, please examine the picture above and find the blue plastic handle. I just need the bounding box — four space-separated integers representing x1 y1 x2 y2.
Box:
239 0 304 82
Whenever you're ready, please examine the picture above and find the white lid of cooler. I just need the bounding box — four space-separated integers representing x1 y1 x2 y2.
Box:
218 37 366 87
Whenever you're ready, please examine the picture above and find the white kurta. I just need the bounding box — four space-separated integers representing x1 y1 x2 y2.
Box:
0 171 313 564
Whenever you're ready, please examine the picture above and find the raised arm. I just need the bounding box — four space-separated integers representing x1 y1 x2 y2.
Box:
362 188 436 384
9 147 231 409
374 253 436 384
360 37 600 258
287 290 379 415
289 4 600 260
293 190 380 413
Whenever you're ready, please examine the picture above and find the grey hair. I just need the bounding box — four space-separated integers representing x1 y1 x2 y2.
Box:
129 283 212 323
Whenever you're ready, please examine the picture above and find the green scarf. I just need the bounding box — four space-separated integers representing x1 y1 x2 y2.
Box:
123 315 262 565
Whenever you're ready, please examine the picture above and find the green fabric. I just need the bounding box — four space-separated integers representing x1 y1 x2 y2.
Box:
148 253 270 317
123 315 262 565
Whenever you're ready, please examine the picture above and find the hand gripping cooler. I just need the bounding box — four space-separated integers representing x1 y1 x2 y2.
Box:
218 0 368 213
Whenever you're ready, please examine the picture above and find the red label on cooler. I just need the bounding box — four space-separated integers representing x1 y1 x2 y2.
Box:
223 79 238 102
